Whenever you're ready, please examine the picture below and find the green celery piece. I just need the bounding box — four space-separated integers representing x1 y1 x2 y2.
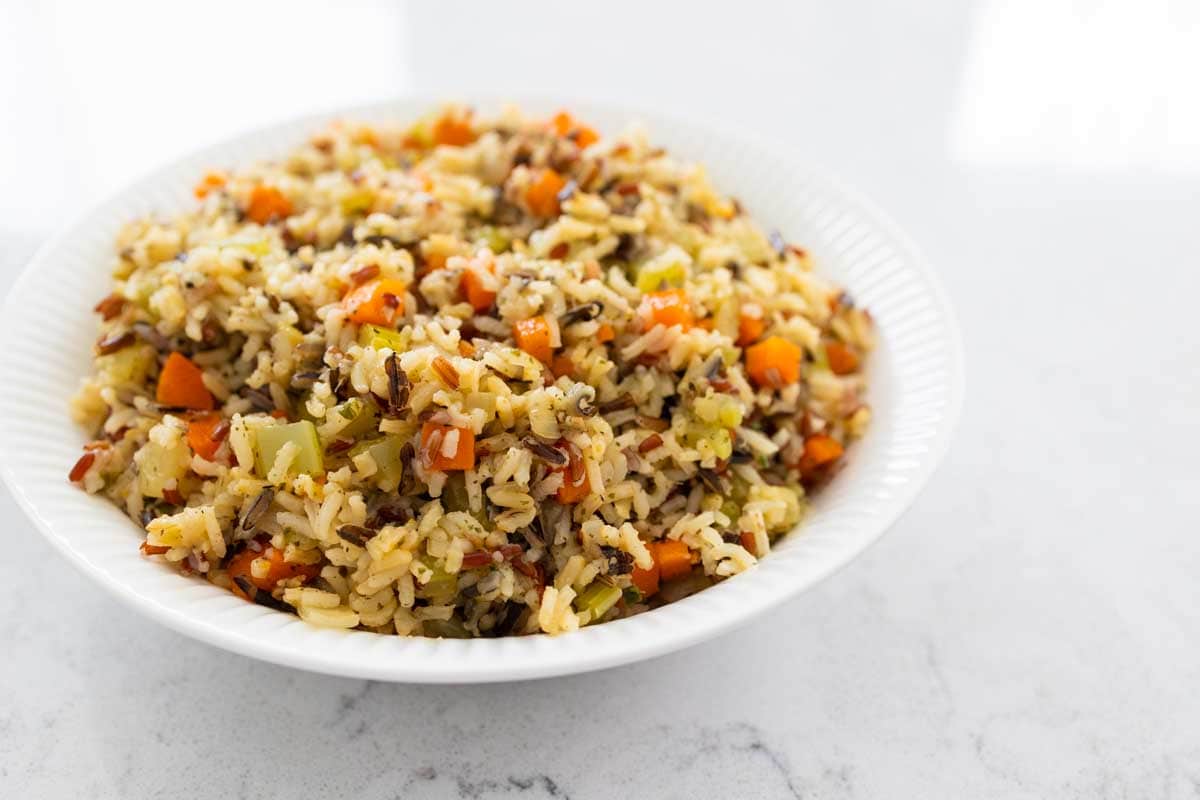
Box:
574 583 622 622
730 475 751 504
222 238 271 256
254 421 324 478
683 422 733 460
296 391 321 424
475 226 511 254
417 555 458 605
98 343 155 386
441 473 488 526
357 323 407 352
441 472 470 512
348 435 405 484
340 188 374 216
422 618 470 638
332 397 379 439
635 259 687 293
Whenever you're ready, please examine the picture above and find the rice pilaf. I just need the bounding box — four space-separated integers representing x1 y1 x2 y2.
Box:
69 105 874 637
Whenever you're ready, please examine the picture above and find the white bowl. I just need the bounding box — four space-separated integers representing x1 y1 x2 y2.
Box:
0 96 963 682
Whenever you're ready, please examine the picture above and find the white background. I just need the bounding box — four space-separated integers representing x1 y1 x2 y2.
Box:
2 1 1199 797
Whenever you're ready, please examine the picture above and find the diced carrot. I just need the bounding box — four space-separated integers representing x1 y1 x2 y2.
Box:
650 540 692 581
638 289 693 330
550 355 575 379
745 336 802 389
269 409 288 420
94 293 127 321
342 278 406 326
825 341 860 375
739 531 757 556
186 413 226 461
354 126 380 147
737 313 766 346
460 268 496 312
227 546 318 599
525 168 566 217
193 171 227 200
513 316 554 363
432 112 477 147
551 111 599 148
804 434 844 466
420 421 476 471
554 442 591 504
245 185 292 225
156 352 214 410
630 560 660 598
596 323 615 343
140 541 170 556
695 318 714 332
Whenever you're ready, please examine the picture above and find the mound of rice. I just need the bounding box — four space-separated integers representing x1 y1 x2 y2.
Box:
68 105 874 637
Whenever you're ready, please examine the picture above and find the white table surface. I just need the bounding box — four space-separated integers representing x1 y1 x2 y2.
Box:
3 1 1199 797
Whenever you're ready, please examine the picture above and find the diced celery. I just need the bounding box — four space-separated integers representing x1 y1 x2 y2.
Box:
254 421 324 478
574 583 622 622
710 428 732 459
349 435 405 484
464 392 496 415
441 472 470 513
422 617 470 638
713 296 740 340
475 226 511 254
136 438 191 498
405 119 433 149
417 555 458 605
331 397 378 439
340 188 374 216
717 401 744 429
441 473 488 526
719 498 741 525
127 274 159 311
357 324 408 352
683 423 733 460
97 343 155 386
694 394 744 428
635 247 690 292
296 390 321 424
222 238 271 257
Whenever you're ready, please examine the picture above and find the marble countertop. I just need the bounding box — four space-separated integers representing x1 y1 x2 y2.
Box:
3 1 1198 797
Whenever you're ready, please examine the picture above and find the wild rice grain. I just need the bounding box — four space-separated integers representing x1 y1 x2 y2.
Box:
336 524 375 547
95 331 135 355
239 488 274 532
636 414 670 433
68 451 96 482
431 356 460 389
93 294 126 321
523 436 568 467
598 394 635 414
637 434 663 454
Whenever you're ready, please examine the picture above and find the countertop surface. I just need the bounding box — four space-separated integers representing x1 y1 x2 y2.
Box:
3 1 1198 797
